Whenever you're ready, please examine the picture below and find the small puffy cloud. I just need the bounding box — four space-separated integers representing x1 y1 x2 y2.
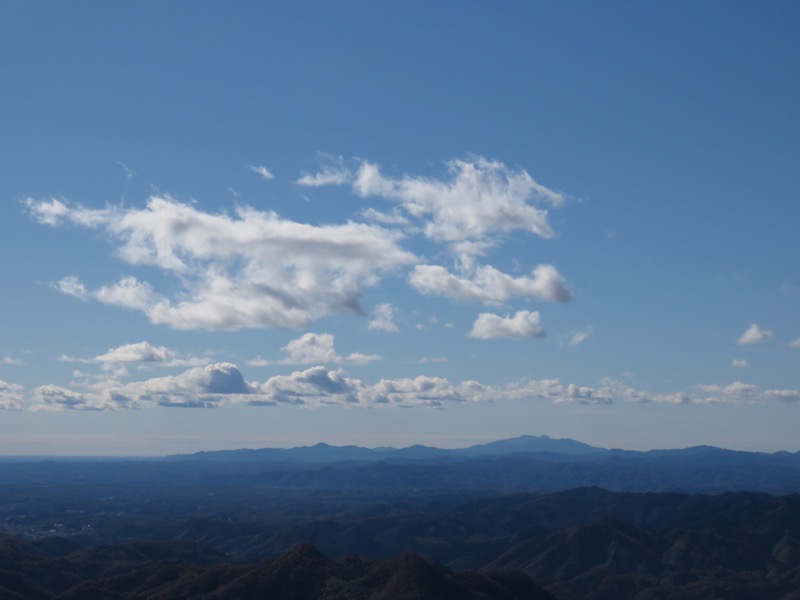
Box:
255 366 358 406
280 333 381 365
121 362 252 408
410 263 573 304
28 196 417 331
94 342 179 364
247 165 275 180
368 303 398 332
0 379 24 410
737 323 773 345
731 359 749 368
52 276 87 299
790 338 800 349
555 383 613 405
468 310 544 340
1 356 24 366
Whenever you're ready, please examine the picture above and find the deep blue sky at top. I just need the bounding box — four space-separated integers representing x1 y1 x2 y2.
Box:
0 1 798 454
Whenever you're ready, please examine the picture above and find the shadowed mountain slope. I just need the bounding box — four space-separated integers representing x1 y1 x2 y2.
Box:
0 540 555 600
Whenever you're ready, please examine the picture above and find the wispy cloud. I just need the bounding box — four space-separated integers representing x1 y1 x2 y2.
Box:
1 356 24 366
468 310 545 340
246 164 275 180
359 208 410 226
117 161 133 182
737 323 773 345
561 326 594 348
731 359 749 368
418 357 448 364
296 155 351 187
790 338 800 349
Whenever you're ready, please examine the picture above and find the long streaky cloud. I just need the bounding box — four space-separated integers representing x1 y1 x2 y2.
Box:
2 363 793 412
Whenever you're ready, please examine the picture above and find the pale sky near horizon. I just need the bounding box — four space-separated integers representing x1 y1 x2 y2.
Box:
1 1 798 455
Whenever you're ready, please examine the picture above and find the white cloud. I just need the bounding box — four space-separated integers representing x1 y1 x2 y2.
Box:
94 341 179 364
763 389 800 403
13 359 800 412
30 363 254 411
52 276 87 299
1 356 24 366
368 303 398 332
468 310 545 340
27 196 417 331
359 208 410 226
247 165 275 180
591 378 689 405
559 326 594 348
737 323 773 345
246 356 271 367
279 333 381 365
30 384 123 412
95 277 159 311
295 156 351 187
61 342 206 369
555 383 613 405
0 379 23 410
731 359 749 368
352 156 563 255
117 161 133 182
410 263 573 304
790 338 800 349
693 381 762 404
24 197 112 228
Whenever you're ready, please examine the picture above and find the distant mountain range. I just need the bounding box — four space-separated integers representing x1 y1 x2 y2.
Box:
159 435 800 495
2 435 799 494
170 434 605 462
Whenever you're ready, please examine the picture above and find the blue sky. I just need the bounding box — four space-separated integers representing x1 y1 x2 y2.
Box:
1 1 798 455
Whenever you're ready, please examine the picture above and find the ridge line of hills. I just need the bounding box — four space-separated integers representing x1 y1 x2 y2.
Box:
167 434 798 463
168 434 606 462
